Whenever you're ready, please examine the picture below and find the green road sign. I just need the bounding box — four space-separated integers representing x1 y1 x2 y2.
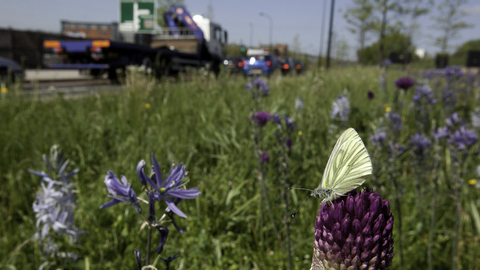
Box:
119 0 155 33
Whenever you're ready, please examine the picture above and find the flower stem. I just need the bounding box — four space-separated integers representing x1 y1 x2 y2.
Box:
428 142 441 270
146 223 152 265
452 159 462 270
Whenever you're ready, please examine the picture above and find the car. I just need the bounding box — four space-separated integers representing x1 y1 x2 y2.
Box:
223 56 245 73
277 56 295 75
242 54 278 77
293 59 304 74
0 56 25 83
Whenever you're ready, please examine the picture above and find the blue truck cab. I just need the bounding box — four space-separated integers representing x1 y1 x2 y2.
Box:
242 54 277 77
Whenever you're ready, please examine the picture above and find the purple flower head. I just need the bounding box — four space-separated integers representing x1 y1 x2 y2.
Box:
250 111 272 127
395 77 415 91
367 91 375 100
388 141 408 157
156 226 169 254
330 95 350 122
371 131 387 144
260 152 270 163
388 112 403 132
413 86 437 105
285 137 293 148
160 255 179 270
448 126 478 151
136 154 201 218
409 133 432 156
433 126 449 139
381 59 392 67
442 90 457 107
246 77 270 97
446 112 463 128
311 190 394 270
445 66 463 78
100 171 141 212
284 114 295 134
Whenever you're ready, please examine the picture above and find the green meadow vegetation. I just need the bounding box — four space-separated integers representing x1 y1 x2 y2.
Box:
1 66 480 269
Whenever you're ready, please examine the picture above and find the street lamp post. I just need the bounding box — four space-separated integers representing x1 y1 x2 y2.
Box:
259 12 273 53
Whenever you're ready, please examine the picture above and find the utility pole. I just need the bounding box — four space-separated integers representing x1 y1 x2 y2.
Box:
318 0 327 68
326 0 335 70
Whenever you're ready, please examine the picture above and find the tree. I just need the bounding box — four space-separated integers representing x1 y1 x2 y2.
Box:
453 39 480 58
336 37 351 65
344 0 375 64
156 0 186 27
433 0 472 53
357 32 414 65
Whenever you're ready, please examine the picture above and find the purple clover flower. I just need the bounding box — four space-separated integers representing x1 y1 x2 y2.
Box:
136 154 201 218
250 111 272 127
260 152 270 163
367 91 375 100
285 137 293 148
395 77 414 91
100 171 141 212
448 126 478 151
409 133 432 156
389 113 403 132
312 190 394 270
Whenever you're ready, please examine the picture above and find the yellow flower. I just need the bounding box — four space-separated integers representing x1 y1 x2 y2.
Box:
298 131 303 136
1 87 7 93
468 179 477 185
145 103 151 108
385 107 391 112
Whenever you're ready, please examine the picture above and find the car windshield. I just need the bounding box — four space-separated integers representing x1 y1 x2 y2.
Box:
249 55 271 61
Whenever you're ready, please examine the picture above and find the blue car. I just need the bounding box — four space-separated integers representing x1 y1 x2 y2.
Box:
242 54 277 77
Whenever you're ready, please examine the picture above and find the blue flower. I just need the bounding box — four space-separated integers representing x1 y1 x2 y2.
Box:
448 127 478 151
330 95 350 122
413 86 437 105
371 131 387 144
246 77 270 97
156 226 169 254
137 154 201 218
389 113 403 132
100 171 141 212
446 112 463 128
445 66 463 78
381 59 392 67
433 126 449 139
409 133 432 155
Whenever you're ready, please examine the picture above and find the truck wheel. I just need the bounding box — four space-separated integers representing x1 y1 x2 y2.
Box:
211 61 221 78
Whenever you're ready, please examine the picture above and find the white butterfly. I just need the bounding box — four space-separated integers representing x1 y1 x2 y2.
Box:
292 128 372 216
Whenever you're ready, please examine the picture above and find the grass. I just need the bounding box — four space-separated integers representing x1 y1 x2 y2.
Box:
1 66 479 269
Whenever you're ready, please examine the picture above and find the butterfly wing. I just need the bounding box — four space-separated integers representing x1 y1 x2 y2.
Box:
318 128 372 196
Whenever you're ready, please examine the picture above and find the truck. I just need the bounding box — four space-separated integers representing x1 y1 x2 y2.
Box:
43 6 227 81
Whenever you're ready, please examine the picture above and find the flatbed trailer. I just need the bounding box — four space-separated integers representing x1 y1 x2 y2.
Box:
43 39 214 81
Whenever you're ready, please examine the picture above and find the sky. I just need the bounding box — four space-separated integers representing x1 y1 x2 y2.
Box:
1 0 480 59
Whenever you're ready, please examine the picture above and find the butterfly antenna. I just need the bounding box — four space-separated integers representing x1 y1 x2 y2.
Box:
291 194 311 218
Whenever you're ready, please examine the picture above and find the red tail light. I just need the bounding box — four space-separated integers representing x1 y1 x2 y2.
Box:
243 60 247 66
267 61 271 66
283 64 289 69
296 64 301 69
238 62 243 67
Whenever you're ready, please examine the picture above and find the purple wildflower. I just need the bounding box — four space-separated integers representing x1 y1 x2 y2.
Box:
395 77 415 91
409 133 432 155
413 86 437 105
331 95 350 122
446 112 463 128
272 112 281 127
260 152 270 163
250 111 272 127
160 255 179 270
367 91 375 100
442 90 457 107
433 126 449 139
246 77 270 97
311 190 394 270
389 113 403 132
285 137 293 148
100 171 141 212
444 66 463 78
156 226 169 254
448 126 478 151
371 131 387 144
136 154 201 218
